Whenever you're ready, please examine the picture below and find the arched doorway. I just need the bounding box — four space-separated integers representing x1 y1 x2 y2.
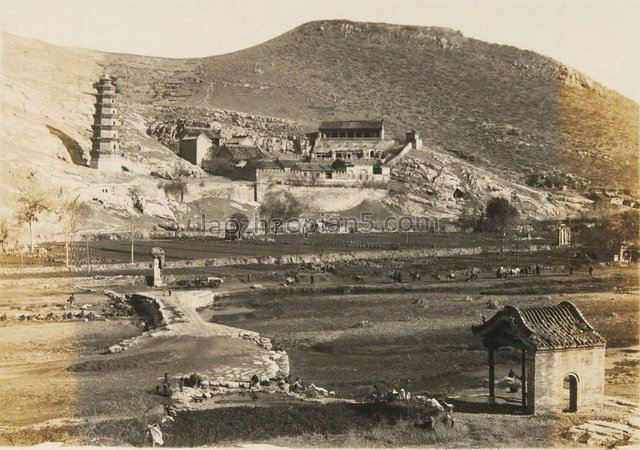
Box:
563 374 578 412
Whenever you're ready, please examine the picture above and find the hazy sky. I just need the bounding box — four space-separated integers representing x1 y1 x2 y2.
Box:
1 0 639 102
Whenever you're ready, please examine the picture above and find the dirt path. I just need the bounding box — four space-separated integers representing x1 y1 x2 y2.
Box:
129 288 290 382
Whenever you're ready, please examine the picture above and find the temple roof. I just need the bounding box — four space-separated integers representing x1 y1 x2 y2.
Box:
179 129 220 141
293 162 333 173
226 135 253 146
319 119 383 130
276 159 299 169
472 301 606 351
248 159 281 170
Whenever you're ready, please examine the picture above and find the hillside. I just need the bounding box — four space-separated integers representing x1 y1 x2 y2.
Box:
0 21 638 245
106 20 638 190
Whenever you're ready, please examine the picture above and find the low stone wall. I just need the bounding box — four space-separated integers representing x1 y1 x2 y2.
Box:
0 243 553 276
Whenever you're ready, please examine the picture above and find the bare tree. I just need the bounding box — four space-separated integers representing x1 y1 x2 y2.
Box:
0 219 8 254
163 179 188 203
163 163 191 203
55 196 82 267
16 193 49 253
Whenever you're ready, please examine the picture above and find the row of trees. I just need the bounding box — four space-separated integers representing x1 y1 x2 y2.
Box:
226 193 518 243
0 185 86 266
478 197 639 259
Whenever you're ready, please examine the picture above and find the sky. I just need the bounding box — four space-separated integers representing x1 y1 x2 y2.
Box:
1 0 639 102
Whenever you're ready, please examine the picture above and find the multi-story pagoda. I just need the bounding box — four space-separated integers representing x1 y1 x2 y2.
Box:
90 74 122 171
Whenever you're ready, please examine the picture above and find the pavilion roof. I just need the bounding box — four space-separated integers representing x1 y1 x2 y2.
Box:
471 301 606 351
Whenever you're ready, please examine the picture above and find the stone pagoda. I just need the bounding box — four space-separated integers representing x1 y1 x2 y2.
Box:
90 74 122 171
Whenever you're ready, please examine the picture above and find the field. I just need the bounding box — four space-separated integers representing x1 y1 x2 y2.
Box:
0 253 637 447
208 272 639 398
1 231 553 270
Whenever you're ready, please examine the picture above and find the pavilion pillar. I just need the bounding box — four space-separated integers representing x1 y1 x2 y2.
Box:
521 348 527 412
488 347 495 403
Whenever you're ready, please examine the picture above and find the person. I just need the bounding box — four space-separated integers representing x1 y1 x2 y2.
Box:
569 266 573 276
508 368 516 378
168 289 172 296
292 377 303 392
294 274 300 285
589 265 594 277
310 274 315 285
67 294 75 307
535 264 540 275
424 415 435 430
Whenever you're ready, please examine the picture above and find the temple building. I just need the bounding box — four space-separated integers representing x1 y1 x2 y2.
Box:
309 119 395 161
90 75 123 171
178 128 221 167
318 119 385 140
472 301 606 415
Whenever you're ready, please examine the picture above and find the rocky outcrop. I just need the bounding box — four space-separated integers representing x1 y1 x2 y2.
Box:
147 107 309 156
391 150 558 219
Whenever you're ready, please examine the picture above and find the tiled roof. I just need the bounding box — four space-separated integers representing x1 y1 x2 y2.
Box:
180 128 220 141
226 135 253 146
293 162 333 173
319 119 383 130
276 159 299 168
249 160 282 170
472 301 606 350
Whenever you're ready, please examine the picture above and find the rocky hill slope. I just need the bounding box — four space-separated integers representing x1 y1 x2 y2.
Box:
107 20 638 190
0 21 637 244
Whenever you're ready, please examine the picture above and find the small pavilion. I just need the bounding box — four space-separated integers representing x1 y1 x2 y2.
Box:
472 301 606 415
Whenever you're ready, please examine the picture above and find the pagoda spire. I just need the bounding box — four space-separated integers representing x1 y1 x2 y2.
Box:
89 74 122 171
